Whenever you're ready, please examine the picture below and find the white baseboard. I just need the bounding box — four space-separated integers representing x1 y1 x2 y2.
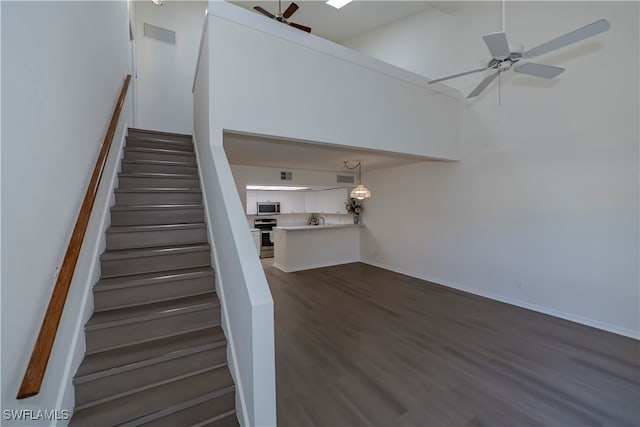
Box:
274 258 360 273
361 258 640 341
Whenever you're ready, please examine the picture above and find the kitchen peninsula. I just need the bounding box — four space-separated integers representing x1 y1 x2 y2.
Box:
273 224 363 272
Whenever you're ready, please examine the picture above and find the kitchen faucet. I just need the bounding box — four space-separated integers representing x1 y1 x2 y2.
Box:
318 216 325 226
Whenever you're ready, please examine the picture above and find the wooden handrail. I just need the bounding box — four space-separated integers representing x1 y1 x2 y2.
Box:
17 74 131 399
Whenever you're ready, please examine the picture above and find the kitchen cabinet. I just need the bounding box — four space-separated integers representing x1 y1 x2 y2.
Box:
280 191 305 214
306 188 348 214
246 191 258 215
247 188 349 215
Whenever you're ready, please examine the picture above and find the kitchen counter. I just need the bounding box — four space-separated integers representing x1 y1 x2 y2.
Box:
274 224 363 231
273 224 363 272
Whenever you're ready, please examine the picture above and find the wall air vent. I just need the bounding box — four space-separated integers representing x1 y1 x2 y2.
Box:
143 23 175 44
336 175 355 184
280 171 293 181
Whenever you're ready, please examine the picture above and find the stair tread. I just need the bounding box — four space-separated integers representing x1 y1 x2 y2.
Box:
132 389 236 427
122 158 197 167
75 329 226 382
73 364 232 416
86 292 219 329
101 243 210 262
119 172 198 179
125 146 196 157
95 266 214 291
192 410 239 427
129 127 192 139
107 222 207 234
127 135 194 146
111 204 203 211
115 187 202 193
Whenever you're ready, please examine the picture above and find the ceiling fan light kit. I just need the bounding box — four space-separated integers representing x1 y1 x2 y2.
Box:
428 14 611 99
253 0 312 33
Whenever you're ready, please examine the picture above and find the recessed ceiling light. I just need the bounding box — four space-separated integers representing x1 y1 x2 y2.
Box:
326 0 352 10
246 185 310 191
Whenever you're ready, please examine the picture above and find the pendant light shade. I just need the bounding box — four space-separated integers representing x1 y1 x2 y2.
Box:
350 184 371 200
344 161 371 200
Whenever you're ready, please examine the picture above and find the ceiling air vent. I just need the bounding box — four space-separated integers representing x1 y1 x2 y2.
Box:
144 23 175 44
336 175 355 184
280 171 293 181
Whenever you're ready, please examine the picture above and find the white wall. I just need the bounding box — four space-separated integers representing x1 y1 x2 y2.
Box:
194 14 276 426
343 1 639 338
1 0 131 421
134 0 205 134
208 1 460 160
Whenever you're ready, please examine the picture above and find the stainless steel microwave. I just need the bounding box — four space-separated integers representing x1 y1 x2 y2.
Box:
257 201 280 215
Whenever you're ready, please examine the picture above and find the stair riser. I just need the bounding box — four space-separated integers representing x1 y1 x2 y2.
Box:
128 129 192 143
71 366 233 426
85 306 221 353
115 192 202 205
94 275 215 311
118 176 200 189
111 208 205 226
125 149 196 163
139 392 236 427
122 162 198 175
101 250 210 277
106 227 207 250
75 347 228 407
127 139 194 152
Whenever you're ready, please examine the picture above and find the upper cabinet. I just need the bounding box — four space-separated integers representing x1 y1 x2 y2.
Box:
280 191 306 214
247 188 349 215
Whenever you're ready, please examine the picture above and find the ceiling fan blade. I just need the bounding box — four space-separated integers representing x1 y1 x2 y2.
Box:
289 22 311 33
283 2 299 19
254 6 275 18
467 71 499 98
483 32 511 60
524 19 610 58
514 62 565 79
428 67 488 85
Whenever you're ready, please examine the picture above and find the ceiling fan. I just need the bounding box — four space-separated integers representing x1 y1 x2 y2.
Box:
253 0 311 33
428 17 610 99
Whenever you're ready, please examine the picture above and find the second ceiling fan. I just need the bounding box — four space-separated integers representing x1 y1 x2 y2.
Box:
254 1 311 33
428 10 610 99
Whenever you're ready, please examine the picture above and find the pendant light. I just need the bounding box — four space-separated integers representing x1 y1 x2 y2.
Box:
343 161 371 200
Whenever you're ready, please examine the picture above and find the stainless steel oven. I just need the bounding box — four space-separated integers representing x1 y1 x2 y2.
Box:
254 218 277 258
257 201 280 216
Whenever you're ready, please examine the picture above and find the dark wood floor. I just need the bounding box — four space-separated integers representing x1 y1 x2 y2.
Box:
261 260 640 427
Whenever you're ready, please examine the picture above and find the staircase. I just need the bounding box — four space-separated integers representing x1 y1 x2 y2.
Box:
70 129 239 426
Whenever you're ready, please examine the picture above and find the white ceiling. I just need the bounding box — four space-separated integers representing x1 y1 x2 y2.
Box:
228 0 457 43
223 132 436 172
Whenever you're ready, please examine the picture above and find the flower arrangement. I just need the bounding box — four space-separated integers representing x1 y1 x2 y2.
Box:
345 198 363 215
